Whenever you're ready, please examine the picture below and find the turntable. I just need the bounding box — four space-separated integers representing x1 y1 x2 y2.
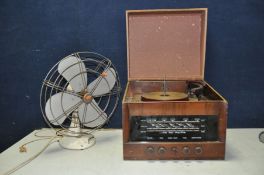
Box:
122 8 228 160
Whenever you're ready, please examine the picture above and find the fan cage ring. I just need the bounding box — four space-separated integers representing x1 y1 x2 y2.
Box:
40 52 121 136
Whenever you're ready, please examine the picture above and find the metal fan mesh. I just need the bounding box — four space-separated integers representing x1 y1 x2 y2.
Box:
40 52 121 136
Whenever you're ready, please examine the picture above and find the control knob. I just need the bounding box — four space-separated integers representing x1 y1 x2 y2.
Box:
195 146 203 154
145 146 154 154
158 147 166 154
182 146 190 154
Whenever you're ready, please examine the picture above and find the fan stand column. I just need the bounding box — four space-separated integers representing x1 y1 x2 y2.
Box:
59 111 96 150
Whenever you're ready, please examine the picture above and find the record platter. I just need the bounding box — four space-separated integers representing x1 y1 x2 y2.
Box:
122 9 228 160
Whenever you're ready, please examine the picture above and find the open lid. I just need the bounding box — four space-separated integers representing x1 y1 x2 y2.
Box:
126 8 207 81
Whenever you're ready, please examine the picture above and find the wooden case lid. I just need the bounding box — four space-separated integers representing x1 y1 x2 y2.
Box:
126 8 207 80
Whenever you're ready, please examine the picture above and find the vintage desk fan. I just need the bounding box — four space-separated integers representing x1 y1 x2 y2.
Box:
40 52 121 150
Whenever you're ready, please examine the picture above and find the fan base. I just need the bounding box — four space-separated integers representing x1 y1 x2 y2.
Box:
59 134 96 150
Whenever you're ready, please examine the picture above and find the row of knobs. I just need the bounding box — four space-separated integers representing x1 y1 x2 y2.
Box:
145 146 203 155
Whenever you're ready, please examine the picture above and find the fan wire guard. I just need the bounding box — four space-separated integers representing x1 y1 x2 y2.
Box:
40 52 121 137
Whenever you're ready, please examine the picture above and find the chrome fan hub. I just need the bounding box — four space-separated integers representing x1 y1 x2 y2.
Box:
83 93 93 103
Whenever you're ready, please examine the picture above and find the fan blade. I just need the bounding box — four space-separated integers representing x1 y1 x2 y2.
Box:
88 68 116 96
78 99 107 128
45 92 81 125
58 56 87 92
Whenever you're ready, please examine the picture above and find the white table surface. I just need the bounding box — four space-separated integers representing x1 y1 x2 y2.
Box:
0 128 264 175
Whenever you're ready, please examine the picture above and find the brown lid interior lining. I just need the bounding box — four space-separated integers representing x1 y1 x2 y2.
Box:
127 9 207 80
